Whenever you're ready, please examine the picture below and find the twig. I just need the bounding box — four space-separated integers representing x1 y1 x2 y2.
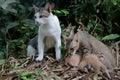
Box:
50 72 64 80
91 17 100 35
52 68 65 72
46 56 55 62
72 74 86 80
19 59 30 68
0 65 5 75
41 56 56 70
115 41 120 67
96 0 101 6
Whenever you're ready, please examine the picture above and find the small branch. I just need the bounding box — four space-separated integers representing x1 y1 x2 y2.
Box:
91 18 100 35
115 41 120 67
72 74 86 80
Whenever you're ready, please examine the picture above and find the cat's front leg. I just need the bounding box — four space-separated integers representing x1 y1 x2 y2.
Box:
36 36 44 61
55 36 61 60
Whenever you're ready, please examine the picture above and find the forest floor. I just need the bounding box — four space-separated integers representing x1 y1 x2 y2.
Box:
0 52 120 80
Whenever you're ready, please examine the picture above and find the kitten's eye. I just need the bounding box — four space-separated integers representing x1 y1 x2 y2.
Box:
39 15 43 18
70 48 74 51
76 40 78 42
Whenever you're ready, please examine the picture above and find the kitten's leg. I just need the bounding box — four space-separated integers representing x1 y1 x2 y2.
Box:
36 36 44 61
55 36 61 60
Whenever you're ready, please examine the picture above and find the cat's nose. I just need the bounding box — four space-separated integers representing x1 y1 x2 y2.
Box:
35 21 40 26
36 22 39 24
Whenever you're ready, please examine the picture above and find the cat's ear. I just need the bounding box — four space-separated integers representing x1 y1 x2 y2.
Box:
44 2 52 12
33 5 40 12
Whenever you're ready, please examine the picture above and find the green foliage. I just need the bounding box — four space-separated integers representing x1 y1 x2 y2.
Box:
34 68 41 76
0 0 38 59
53 9 69 16
102 34 120 41
0 51 5 59
18 71 35 80
0 59 5 65
18 68 42 80
0 0 17 13
62 0 120 42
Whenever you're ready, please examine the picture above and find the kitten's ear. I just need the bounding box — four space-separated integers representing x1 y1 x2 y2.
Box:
62 35 69 45
45 2 52 12
33 5 39 12
62 35 69 42
68 29 74 39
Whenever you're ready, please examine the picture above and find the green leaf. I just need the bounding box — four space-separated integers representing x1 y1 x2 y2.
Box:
0 59 5 65
34 68 41 76
20 76 28 80
0 0 16 9
102 34 120 41
6 22 19 30
61 10 69 15
93 73 98 80
22 19 34 26
87 21 94 30
0 51 5 59
111 0 117 5
20 71 29 77
19 71 35 80
8 9 17 13
0 0 17 13
0 0 5 6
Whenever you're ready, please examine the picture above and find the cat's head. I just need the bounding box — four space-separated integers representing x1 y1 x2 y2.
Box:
33 3 53 26
68 33 80 54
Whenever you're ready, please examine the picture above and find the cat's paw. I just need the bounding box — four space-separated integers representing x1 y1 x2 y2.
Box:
36 56 43 61
56 57 61 61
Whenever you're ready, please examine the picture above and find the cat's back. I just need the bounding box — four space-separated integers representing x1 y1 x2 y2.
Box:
48 13 60 27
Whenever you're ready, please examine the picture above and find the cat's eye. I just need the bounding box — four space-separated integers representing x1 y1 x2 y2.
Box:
39 15 43 18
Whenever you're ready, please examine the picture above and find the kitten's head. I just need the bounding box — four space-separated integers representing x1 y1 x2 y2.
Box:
69 33 80 54
33 3 52 26
62 24 75 50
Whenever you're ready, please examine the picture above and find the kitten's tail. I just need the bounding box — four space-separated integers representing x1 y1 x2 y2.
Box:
27 45 36 60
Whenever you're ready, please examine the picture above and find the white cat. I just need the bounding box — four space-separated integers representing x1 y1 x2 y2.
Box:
27 3 61 61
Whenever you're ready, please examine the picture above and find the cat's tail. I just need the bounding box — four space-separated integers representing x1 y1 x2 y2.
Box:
27 45 36 60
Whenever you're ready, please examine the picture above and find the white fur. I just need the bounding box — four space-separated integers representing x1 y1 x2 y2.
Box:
27 45 36 60
35 13 61 61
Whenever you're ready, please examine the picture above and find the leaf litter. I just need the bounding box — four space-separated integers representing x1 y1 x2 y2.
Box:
0 52 120 80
